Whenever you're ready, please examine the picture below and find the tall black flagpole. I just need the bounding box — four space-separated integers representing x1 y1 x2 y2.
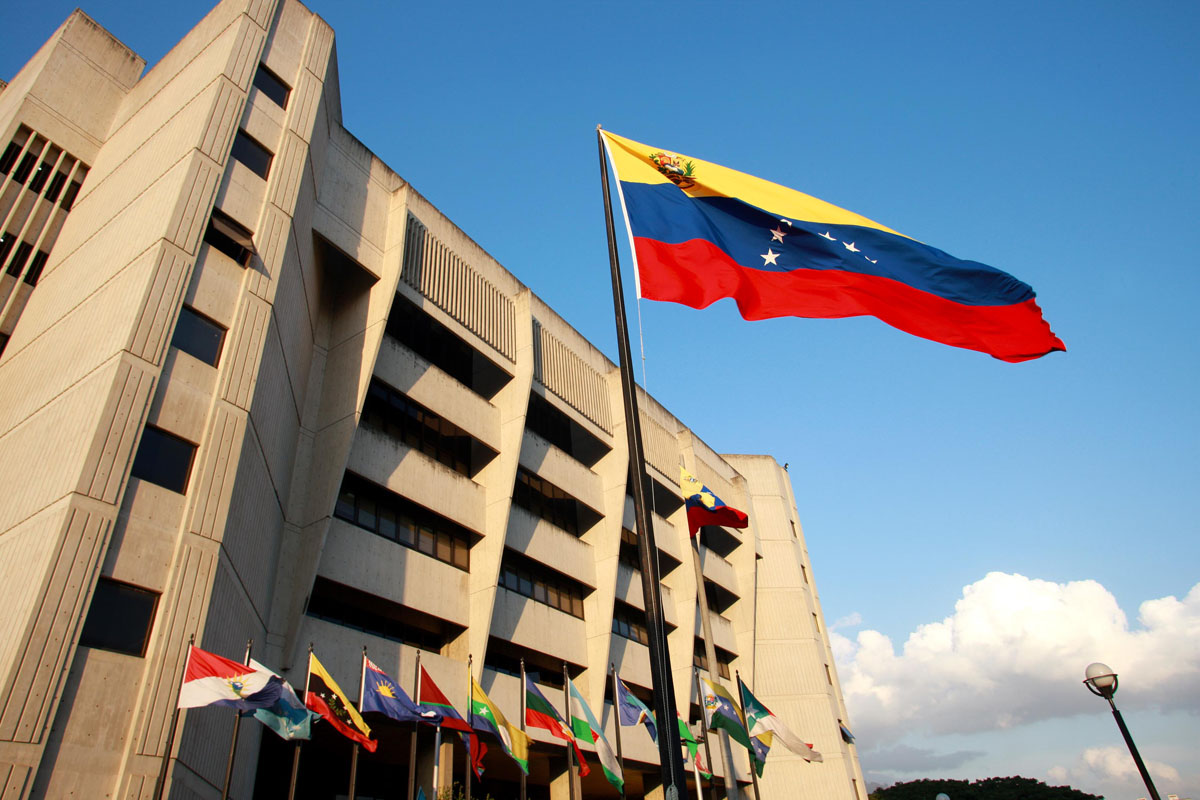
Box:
597 124 687 799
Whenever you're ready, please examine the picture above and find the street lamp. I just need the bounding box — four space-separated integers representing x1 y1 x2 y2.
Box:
1083 662 1162 800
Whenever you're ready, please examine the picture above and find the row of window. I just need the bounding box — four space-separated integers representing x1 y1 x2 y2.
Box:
498 554 586 619
362 379 481 477
612 602 650 645
0 138 82 210
385 292 512 400
306 577 458 654
335 473 472 571
0 232 49 286
692 642 733 680
513 467 592 536
525 391 609 468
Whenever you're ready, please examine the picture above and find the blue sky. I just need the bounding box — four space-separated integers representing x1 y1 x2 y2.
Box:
4 1 1198 797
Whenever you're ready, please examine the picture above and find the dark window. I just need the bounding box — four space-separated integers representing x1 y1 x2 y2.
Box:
362 379 496 477
7 242 32 277
28 161 54 193
0 142 20 175
525 391 610 468
253 64 290 109
130 426 197 494
203 209 254 267
619 527 641 569
612 601 650 645
497 550 586 619
44 171 67 203
12 153 36 184
512 467 600 536
79 577 159 656
334 472 474 571
692 641 732 680
0 332 9 356
171 305 225 366
306 576 460 652
24 251 48 286
60 180 81 210
385 292 512 399
231 129 272 179
0 233 14 267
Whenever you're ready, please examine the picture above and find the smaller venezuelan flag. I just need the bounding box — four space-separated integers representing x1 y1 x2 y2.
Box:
681 466 749 537
601 130 1065 363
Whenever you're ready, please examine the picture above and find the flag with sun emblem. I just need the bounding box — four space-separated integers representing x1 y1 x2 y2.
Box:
361 657 443 725
600 129 1064 363
680 466 749 536
304 652 376 752
177 645 281 711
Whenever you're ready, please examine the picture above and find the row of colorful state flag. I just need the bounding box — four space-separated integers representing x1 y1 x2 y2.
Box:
176 644 822 785
699 674 824 778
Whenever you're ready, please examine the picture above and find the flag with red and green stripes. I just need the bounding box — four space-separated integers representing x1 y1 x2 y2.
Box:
567 677 622 792
524 676 589 776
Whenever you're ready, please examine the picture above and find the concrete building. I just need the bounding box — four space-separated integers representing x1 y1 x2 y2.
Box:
0 2 866 798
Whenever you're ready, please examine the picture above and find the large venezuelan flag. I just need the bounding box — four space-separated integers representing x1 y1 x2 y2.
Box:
601 130 1065 363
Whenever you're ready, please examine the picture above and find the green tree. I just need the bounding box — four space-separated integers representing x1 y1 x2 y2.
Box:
869 776 1103 800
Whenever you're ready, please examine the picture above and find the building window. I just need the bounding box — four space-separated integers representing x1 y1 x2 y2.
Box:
525 391 609 468
44 170 67 202
384 292 512 399
0 141 20 174
12 153 36 184
0 233 14 268
28 160 53 193
6 242 32 277
513 467 600 536
24 250 48 286
79 577 159 656
612 602 650 645
130 425 197 494
362 379 495 477
253 64 291 109
693 641 733 680
307 577 460 652
0 332 9 356
60 180 81 211
498 552 586 619
171 305 226 367
812 612 820 633
618 527 641 569
204 209 254 267
231 129 272 179
334 473 473 571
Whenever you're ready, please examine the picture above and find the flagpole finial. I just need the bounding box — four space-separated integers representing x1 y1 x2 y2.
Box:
597 124 603 132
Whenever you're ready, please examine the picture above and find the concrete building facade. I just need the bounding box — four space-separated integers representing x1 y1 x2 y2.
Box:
0 2 866 798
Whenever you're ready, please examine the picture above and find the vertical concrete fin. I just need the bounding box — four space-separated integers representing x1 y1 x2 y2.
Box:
127 246 192 368
78 359 154 502
0 508 111 743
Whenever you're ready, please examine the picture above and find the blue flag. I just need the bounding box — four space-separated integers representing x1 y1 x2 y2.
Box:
361 658 442 725
248 659 318 741
615 675 657 742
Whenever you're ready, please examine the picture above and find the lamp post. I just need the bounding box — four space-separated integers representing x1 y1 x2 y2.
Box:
1082 662 1162 800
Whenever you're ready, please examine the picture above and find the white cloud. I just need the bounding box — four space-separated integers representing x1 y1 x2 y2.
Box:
834 573 1200 744
1049 746 1181 798
832 611 863 630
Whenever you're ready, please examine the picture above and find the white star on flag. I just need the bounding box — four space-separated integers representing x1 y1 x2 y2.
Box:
770 227 787 242
761 249 780 266
843 241 860 253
